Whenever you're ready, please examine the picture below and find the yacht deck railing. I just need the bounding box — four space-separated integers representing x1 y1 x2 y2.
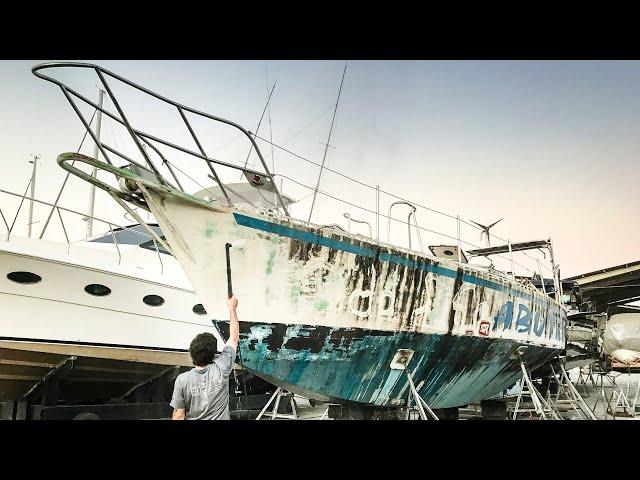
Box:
0 188 167 273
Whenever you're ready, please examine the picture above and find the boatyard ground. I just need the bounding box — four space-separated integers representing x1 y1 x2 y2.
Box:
280 369 640 421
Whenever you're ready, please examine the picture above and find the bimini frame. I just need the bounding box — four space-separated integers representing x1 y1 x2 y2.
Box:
31 62 290 217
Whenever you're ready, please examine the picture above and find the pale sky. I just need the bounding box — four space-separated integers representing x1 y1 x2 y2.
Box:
0 60 638 278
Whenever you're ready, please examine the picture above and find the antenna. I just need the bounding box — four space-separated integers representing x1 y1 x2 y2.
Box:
27 154 40 238
469 218 502 247
86 88 105 239
307 61 348 224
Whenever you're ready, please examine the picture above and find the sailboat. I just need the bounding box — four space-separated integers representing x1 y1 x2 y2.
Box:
33 62 567 410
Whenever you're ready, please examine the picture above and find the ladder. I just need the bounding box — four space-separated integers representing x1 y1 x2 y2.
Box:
512 357 560 420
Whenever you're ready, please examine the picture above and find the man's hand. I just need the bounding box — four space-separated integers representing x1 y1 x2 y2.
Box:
172 408 186 420
228 295 238 310
227 295 239 351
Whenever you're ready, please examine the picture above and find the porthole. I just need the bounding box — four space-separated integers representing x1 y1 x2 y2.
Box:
143 294 164 307
85 284 111 297
443 250 454 256
7 271 41 284
193 304 207 315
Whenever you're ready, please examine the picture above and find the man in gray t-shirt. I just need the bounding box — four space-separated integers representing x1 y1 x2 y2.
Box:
170 296 239 420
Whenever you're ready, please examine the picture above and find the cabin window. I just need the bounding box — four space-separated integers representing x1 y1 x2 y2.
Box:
139 236 172 256
193 304 207 315
90 224 164 245
7 271 42 284
85 284 111 297
443 250 454 256
143 294 165 307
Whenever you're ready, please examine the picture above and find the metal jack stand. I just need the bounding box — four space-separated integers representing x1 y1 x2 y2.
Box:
391 349 439 420
512 347 560 420
592 372 616 419
256 387 298 420
549 360 597 420
609 367 635 417
320 405 330 420
611 387 634 417
576 364 596 397
629 369 640 413
624 366 640 415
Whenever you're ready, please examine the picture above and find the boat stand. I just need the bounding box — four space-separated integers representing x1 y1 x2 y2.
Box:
390 349 438 420
405 371 439 420
592 372 617 419
576 364 597 397
512 354 560 420
611 387 634 417
607 367 636 417
631 373 640 413
255 387 298 420
549 361 597 420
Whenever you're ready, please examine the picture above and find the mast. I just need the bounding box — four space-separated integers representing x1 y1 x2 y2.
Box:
307 61 347 224
27 154 39 238
86 88 105 239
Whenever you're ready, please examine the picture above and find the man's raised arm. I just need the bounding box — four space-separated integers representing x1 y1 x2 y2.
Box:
227 296 239 351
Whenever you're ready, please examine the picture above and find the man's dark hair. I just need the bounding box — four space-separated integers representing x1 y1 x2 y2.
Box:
189 333 218 366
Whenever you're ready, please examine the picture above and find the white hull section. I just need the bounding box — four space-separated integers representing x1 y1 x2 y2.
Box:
0 237 222 352
604 313 640 363
143 189 566 349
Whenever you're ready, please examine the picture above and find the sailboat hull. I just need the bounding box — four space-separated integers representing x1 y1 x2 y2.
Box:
215 321 557 407
139 187 566 408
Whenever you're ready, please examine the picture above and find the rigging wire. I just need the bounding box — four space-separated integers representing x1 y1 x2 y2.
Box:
39 108 99 238
252 132 553 272
275 172 538 275
261 105 336 163
266 63 276 173
240 81 277 178
161 158 225 203
9 178 33 234
308 61 347 223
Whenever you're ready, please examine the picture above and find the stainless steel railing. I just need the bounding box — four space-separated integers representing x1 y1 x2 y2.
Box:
0 188 167 272
31 62 290 216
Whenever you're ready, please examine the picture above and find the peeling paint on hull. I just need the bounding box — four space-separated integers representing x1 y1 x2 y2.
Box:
216 321 560 408
141 187 567 408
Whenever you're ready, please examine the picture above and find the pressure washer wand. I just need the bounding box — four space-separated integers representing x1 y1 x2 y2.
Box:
225 242 233 298
224 240 248 398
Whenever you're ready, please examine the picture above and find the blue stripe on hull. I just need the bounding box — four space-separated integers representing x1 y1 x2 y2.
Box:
215 321 560 408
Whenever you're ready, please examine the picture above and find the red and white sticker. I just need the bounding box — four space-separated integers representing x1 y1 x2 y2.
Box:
479 321 491 337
